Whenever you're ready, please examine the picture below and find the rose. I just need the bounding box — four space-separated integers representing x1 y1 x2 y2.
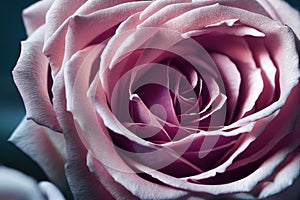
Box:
0 166 64 200
10 0 300 199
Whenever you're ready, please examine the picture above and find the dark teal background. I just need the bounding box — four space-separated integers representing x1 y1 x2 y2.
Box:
0 0 299 197
0 0 48 181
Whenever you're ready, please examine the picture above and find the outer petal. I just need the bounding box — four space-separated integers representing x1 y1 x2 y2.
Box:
12 25 61 132
44 0 148 73
62 1 151 66
266 176 300 200
257 145 300 199
22 0 54 36
52 70 113 200
9 118 67 190
0 166 46 200
257 0 300 39
44 0 138 41
44 0 87 41
39 181 66 200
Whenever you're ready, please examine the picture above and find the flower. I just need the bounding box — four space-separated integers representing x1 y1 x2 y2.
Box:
11 0 300 199
0 166 65 200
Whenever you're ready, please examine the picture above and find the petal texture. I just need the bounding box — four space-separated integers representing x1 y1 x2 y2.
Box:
9 118 67 190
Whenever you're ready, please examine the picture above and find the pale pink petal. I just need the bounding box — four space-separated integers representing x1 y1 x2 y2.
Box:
43 0 87 72
38 181 66 200
228 24 299 128
163 3 265 32
12 26 61 132
22 0 54 36
210 53 241 124
183 23 265 38
52 67 113 200
43 22 69 75
115 12 142 33
44 0 149 72
77 0 143 15
100 28 178 87
257 0 300 39
63 127 114 200
139 0 190 21
44 0 87 41
87 152 188 200
62 2 150 66
87 153 140 200
181 113 275 179
0 167 45 200
64 44 104 113
228 84 300 171
9 118 67 190
257 145 300 199
264 177 300 200
246 37 277 110
127 129 299 196
139 0 270 28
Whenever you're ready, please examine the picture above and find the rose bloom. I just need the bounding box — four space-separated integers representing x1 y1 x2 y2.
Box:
10 0 300 199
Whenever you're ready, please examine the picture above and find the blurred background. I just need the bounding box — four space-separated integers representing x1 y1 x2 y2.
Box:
0 0 299 194
0 0 48 181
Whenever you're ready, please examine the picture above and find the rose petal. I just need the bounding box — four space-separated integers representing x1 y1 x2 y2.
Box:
63 127 114 200
64 44 104 113
12 25 61 132
52 71 113 200
62 2 150 65
44 1 150 73
139 0 190 21
100 28 181 90
44 0 87 41
246 37 277 110
89 75 151 147
9 118 67 190
263 177 300 200
22 0 54 36
87 152 187 200
38 181 66 200
127 129 299 195
228 84 300 172
256 144 300 199
0 167 45 200
183 23 265 38
86 153 140 200
138 0 270 29
257 0 300 39
210 53 241 124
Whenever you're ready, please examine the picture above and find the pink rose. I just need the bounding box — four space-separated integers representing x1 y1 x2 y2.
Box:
11 0 300 199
